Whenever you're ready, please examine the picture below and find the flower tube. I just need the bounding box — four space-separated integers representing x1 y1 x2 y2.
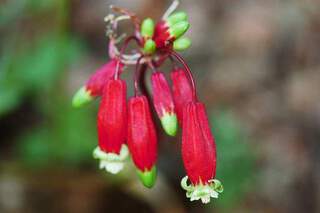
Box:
151 71 178 136
181 101 223 203
93 79 128 174
127 96 157 188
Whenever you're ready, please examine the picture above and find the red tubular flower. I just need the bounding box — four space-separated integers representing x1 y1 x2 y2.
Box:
170 68 193 125
151 71 177 136
97 79 127 153
93 79 128 174
180 101 223 204
127 96 157 188
72 59 123 107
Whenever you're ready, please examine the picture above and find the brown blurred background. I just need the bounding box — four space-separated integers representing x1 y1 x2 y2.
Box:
1 0 320 212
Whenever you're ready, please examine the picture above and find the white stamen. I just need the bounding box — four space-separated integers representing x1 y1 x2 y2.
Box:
162 0 180 20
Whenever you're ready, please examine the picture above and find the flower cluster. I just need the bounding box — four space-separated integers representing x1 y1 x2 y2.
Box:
72 2 223 204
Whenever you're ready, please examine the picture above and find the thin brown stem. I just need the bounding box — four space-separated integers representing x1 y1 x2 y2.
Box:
138 64 148 96
134 56 145 96
169 55 178 69
111 6 141 33
154 52 170 67
115 36 140 79
148 60 157 72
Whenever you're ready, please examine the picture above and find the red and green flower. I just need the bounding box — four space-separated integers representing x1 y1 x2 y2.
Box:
72 1 223 204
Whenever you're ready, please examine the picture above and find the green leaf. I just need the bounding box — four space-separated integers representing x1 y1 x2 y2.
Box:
0 34 84 116
11 35 82 91
210 110 256 208
17 128 52 168
0 85 22 116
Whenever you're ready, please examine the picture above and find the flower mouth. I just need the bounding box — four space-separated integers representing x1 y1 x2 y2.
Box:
181 176 223 204
93 144 129 174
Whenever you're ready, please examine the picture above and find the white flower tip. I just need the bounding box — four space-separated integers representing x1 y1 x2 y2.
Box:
201 196 210 204
181 176 223 204
93 145 129 174
210 190 219 198
104 14 114 22
100 161 124 174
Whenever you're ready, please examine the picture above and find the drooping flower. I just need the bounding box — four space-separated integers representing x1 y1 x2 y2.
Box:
153 12 189 49
72 59 123 107
151 71 178 136
127 96 157 188
72 3 224 204
170 68 193 125
93 79 128 174
181 101 223 204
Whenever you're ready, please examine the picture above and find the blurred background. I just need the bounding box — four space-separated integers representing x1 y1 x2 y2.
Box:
0 0 320 212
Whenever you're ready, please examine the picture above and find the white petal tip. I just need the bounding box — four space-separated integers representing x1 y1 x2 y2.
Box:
181 176 223 204
93 145 129 174
100 161 124 174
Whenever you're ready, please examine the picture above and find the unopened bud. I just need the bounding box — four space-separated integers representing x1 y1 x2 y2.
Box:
173 37 191 51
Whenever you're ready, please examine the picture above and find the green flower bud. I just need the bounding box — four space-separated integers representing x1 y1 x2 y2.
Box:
143 39 156 54
167 12 188 27
137 166 157 188
141 18 155 38
169 21 190 40
173 37 191 51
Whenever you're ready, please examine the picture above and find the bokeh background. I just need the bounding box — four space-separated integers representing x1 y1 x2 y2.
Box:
1 0 320 212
